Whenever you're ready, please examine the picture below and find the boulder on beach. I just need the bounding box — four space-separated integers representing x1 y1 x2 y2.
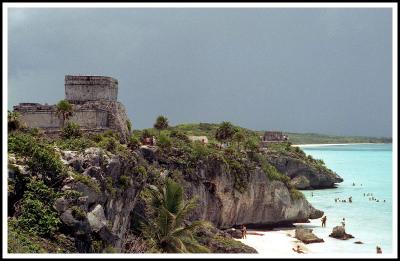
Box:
329 226 354 240
294 227 324 244
224 228 243 239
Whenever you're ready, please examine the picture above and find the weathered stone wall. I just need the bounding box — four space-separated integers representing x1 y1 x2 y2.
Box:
65 75 118 102
16 108 109 129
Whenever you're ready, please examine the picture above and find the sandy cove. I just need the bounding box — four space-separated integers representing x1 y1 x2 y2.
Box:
235 227 311 256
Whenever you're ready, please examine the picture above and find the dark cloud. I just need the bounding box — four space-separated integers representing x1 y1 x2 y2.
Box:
8 8 392 137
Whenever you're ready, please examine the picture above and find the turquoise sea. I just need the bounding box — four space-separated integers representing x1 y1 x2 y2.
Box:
298 143 393 254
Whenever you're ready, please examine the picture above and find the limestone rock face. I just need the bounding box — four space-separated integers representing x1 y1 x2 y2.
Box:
329 226 354 240
87 204 107 232
267 155 343 189
290 175 311 190
294 227 324 244
184 159 323 229
57 147 145 251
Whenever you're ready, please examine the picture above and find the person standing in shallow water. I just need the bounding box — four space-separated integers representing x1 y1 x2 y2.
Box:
240 225 245 239
321 216 327 227
341 218 346 228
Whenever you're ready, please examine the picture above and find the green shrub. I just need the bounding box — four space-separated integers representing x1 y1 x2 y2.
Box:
98 137 118 153
8 111 24 132
8 218 44 253
88 133 103 143
28 145 65 179
55 137 96 151
126 120 132 133
62 122 82 139
119 175 130 189
91 239 104 253
128 135 141 150
25 179 59 204
104 245 117 253
72 173 101 193
71 206 86 221
105 177 117 197
63 190 83 200
102 130 120 140
170 130 190 142
134 166 147 178
17 197 60 237
191 141 210 160
8 132 65 183
157 134 171 149
289 188 305 200
244 138 259 151
28 127 42 137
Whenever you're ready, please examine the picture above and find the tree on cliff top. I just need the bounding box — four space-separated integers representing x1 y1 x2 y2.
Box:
141 179 209 253
154 115 169 134
215 121 236 144
232 131 245 152
56 100 73 128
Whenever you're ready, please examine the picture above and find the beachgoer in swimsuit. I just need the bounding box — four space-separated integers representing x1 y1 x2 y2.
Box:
292 245 304 254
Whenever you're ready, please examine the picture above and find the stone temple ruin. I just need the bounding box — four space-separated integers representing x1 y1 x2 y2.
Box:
13 75 130 143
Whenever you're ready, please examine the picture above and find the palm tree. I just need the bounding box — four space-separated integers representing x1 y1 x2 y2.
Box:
56 100 73 128
154 115 169 134
8 111 22 131
232 131 245 152
141 179 209 253
215 121 236 146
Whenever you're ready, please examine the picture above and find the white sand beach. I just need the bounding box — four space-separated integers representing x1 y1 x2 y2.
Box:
234 227 311 257
234 219 393 257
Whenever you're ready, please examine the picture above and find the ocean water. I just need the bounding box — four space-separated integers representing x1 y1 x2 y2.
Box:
297 143 394 254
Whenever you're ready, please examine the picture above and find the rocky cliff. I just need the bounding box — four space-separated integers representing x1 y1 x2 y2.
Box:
8 128 328 253
266 154 343 189
182 158 323 229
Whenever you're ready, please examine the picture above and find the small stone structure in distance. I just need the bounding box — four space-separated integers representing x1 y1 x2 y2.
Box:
260 131 289 148
13 75 130 143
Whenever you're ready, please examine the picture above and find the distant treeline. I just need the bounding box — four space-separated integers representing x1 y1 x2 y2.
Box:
284 132 392 145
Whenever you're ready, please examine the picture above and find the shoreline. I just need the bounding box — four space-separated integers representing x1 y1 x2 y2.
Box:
291 142 390 147
234 227 312 256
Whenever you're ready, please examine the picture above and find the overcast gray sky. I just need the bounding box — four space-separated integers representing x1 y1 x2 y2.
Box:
8 8 393 137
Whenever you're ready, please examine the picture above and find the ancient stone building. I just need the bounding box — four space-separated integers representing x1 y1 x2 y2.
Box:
13 75 130 143
260 131 289 148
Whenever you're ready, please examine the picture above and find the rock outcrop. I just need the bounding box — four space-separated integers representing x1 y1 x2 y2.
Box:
294 227 324 244
195 225 257 253
267 155 343 189
55 147 146 251
329 226 354 240
183 158 324 229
